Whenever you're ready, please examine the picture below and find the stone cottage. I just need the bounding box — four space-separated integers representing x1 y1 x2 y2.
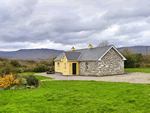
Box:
54 44 126 76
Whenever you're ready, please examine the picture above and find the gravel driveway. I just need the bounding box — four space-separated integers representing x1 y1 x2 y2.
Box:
35 72 150 84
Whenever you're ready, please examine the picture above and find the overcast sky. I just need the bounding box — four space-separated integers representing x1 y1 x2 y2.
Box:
0 0 150 51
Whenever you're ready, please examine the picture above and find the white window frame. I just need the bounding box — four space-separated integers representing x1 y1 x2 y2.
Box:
58 62 60 69
64 63 66 71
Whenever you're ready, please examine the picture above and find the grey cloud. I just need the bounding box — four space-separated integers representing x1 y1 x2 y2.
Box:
0 43 28 49
115 24 150 36
102 7 150 20
0 0 150 49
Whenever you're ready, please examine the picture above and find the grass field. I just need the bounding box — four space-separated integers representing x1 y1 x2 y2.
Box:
18 72 54 80
125 68 150 73
1 81 150 112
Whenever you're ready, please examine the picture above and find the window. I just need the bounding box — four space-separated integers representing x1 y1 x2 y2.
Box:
86 62 89 70
65 63 66 71
58 62 60 69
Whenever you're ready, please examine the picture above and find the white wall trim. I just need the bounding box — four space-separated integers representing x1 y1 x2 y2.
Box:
98 46 126 61
61 52 68 61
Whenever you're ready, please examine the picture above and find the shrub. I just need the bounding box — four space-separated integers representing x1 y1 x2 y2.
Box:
0 73 19 89
18 74 29 79
124 55 135 68
33 64 47 72
18 78 27 85
26 60 36 63
0 57 8 61
135 63 140 68
1 66 11 75
144 64 150 68
10 60 21 67
18 68 23 73
3 62 7 66
49 66 54 71
22 65 27 68
26 75 39 86
23 68 32 72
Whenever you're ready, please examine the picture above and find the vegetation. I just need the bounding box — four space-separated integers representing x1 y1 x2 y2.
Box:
0 72 53 89
26 75 39 86
18 78 27 85
1 81 150 112
120 47 150 68
98 40 110 47
0 56 55 77
0 73 19 89
10 60 21 67
18 72 53 80
125 68 150 73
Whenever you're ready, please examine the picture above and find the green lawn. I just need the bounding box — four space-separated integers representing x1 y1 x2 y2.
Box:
125 68 150 73
1 81 150 112
18 72 54 80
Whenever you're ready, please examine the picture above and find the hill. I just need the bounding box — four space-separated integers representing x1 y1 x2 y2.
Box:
118 46 150 54
0 49 63 60
0 46 150 60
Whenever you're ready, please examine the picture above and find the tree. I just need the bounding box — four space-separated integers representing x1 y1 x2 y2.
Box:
120 47 132 55
10 60 21 67
124 54 135 68
98 40 109 47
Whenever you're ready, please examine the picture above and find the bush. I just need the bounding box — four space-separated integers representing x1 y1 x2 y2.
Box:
0 73 19 89
124 55 135 68
10 60 21 67
49 66 54 71
135 63 140 68
18 78 27 85
26 75 39 86
33 64 48 72
0 57 8 61
1 66 11 75
18 68 23 73
22 65 27 68
18 74 29 79
144 64 150 68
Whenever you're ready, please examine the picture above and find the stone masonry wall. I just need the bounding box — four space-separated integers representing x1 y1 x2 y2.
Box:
98 48 124 75
79 61 99 76
79 48 124 76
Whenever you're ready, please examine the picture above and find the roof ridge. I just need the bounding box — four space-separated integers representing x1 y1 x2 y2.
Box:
65 45 113 52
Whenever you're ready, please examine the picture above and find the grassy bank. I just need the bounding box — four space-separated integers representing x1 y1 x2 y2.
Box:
18 72 54 80
125 68 150 73
1 81 150 112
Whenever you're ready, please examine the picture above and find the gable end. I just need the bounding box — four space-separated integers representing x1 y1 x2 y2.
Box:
98 46 126 61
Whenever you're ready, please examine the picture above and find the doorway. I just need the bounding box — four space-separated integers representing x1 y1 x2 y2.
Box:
72 63 76 75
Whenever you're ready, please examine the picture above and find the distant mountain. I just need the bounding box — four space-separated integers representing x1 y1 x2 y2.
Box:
0 46 150 60
117 46 150 54
0 49 63 60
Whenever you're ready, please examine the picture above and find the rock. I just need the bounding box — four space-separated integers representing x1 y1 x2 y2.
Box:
19 88 25 89
0 88 4 90
30 86 36 89
26 86 30 89
10 87 16 90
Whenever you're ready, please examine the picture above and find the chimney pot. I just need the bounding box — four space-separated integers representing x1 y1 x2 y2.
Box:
88 44 93 49
71 47 75 51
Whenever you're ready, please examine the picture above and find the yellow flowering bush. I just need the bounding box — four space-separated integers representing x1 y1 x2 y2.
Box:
0 73 19 89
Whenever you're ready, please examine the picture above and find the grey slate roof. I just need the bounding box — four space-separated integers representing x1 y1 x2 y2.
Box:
54 45 123 61
53 52 63 61
65 52 81 61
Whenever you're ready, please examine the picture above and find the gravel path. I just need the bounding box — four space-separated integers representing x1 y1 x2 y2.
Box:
35 72 150 84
